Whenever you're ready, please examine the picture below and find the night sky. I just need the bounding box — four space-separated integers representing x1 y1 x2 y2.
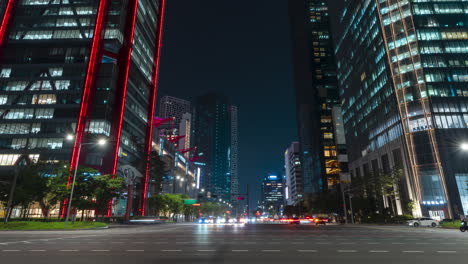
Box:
158 0 297 207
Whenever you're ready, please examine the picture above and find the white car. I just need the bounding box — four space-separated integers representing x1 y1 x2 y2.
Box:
408 217 439 227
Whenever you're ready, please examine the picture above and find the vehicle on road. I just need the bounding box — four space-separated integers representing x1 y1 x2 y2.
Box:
408 217 439 227
314 217 329 225
289 217 300 224
460 219 467 232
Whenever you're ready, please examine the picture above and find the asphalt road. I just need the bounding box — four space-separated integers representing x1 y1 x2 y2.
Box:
1 223 467 264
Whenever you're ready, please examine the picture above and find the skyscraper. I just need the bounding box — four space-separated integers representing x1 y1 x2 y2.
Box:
284 142 302 205
158 95 192 150
331 0 468 218
0 0 166 216
193 93 235 201
229 105 239 202
261 174 284 214
158 95 191 125
288 0 341 196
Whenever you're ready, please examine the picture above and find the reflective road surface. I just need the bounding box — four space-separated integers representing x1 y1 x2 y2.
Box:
1 223 467 264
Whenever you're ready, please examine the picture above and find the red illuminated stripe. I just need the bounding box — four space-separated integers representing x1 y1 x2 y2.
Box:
141 0 167 216
63 0 110 217
110 0 139 175
105 0 140 217
0 0 16 53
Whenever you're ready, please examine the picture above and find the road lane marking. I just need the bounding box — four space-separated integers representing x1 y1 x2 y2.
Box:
2 250 20 252
262 250 281 252
338 250 357 253
370 250 389 253
298 250 318 252
403 251 424 253
437 251 457 254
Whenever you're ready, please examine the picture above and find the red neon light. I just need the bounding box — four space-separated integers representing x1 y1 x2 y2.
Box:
0 0 16 53
141 0 167 216
63 0 109 217
110 0 140 175
105 0 140 217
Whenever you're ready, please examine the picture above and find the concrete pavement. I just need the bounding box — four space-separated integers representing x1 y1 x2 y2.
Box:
0 223 467 263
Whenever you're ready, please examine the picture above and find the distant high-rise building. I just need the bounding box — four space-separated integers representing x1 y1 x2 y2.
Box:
0 0 166 215
261 174 284 211
331 0 468 219
193 93 233 201
229 105 239 202
179 112 192 151
285 142 302 205
158 95 191 125
288 0 341 195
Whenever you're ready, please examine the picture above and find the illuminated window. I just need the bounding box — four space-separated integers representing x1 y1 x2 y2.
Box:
0 68 11 78
0 154 21 166
4 109 34 119
0 95 7 105
32 94 56 104
323 132 333 139
35 108 54 119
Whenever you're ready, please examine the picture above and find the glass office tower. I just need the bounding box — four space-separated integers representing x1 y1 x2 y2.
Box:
332 0 468 218
289 0 341 196
0 0 166 216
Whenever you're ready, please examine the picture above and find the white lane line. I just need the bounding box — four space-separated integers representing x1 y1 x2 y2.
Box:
126 250 145 252
59 250 79 252
232 250 249 252
262 250 281 252
161 250 182 252
268 242 281 244
403 251 424 253
298 250 318 253
2 250 21 252
91 250 110 252
437 251 457 254
370 250 389 253
338 250 357 253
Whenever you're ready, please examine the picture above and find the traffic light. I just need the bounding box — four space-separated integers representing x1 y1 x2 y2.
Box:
236 196 245 201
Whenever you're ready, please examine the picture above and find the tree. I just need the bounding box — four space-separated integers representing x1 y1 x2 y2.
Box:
148 194 166 216
148 151 168 195
92 174 126 216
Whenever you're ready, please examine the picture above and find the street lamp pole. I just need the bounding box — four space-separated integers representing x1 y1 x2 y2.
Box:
65 136 106 225
65 143 82 225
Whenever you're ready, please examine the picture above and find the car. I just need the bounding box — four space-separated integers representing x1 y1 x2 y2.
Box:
408 217 439 227
314 217 329 225
289 217 300 224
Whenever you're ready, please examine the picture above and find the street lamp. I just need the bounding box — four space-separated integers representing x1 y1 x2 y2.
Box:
65 134 107 225
461 143 468 151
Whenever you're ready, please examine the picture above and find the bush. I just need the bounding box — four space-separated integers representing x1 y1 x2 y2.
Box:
440 219 461 229
391 214 414 224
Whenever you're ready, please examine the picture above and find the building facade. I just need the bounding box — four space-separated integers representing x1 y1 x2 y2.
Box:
193 93 233 201
288 0 342 196
158 95 191 126
0 0 166 216
332 0 468 219
229 105 239 202
284 142 302 205
261 174 284 214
